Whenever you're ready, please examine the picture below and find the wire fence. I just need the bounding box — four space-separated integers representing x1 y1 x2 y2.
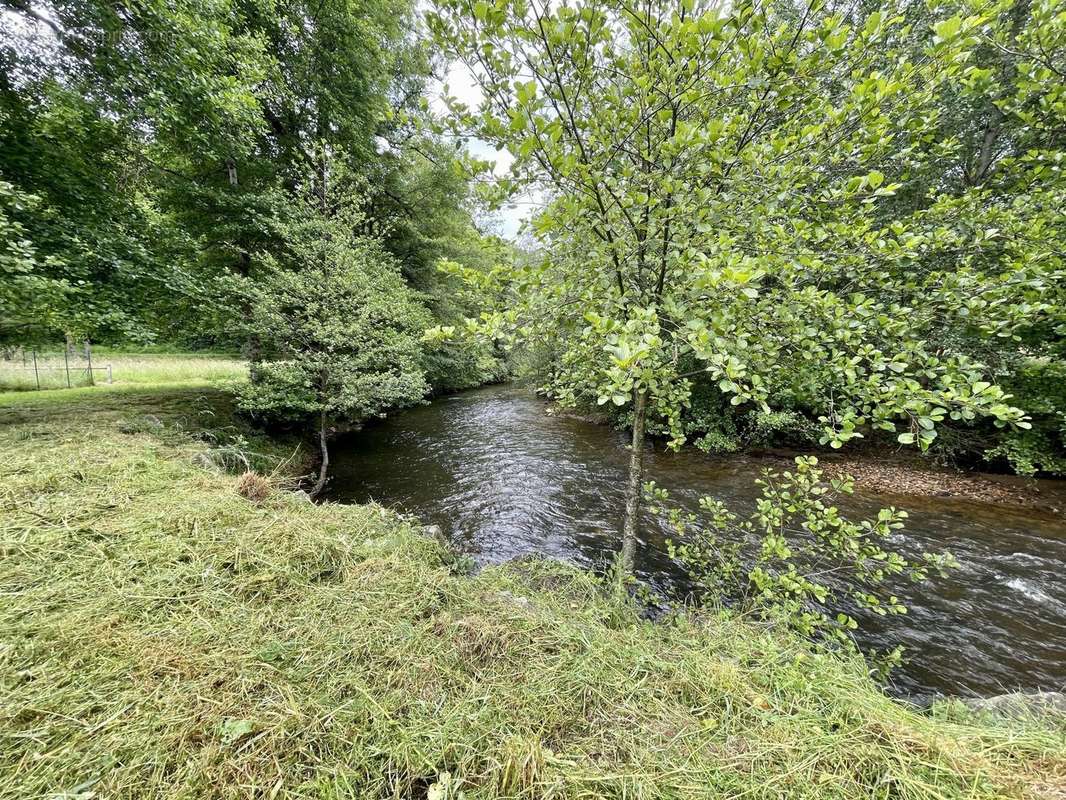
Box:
0 344 112 392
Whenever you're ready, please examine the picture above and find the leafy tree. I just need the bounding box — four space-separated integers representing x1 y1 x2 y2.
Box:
232 191 431 496
0 177 71 341
1 0 273 342
429 0 1041 576
1 0 506 354
888 0 1066 473
637 0 1066 472
374 135 514 391
0 82 190 343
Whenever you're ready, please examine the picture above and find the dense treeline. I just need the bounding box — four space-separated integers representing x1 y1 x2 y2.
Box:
656 0 1066 478
0 0 506 391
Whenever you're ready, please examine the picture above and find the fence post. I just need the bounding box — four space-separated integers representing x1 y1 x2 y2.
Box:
107 364 113 384
85 340 95 386
32 350 40 390
64 347 72 388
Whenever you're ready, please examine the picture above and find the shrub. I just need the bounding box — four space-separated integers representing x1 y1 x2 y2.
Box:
651 456 957 667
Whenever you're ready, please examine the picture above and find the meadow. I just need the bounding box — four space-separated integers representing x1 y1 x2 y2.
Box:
0 351 246 392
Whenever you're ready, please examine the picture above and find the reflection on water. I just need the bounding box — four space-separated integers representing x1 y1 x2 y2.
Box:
327 384 1066 699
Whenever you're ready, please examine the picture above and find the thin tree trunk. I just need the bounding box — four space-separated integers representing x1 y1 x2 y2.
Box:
619 389 648 576
310 408 330 499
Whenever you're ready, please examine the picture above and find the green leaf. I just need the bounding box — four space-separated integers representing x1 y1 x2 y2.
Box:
933 16 962 41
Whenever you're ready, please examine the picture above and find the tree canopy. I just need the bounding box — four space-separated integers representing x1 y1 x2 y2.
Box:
0 0 505 353
429 0 1063 570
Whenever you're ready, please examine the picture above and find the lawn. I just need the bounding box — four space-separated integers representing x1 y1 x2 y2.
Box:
0 385 1063 799
0 351 245 392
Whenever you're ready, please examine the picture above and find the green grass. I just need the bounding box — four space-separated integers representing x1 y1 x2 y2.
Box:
0 351 245 391
1 388 1063 799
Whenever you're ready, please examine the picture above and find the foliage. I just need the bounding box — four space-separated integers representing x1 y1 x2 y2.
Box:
432 0 1037 443
643 380 818 454
0 177 67 340
985 431 1066 476
0 0 505 368
427 0 1056 569
0 18 252 343
1 388 1063 798
635 0 1065 470
231 192 430 430
984 359 1066 475
653 456 958 663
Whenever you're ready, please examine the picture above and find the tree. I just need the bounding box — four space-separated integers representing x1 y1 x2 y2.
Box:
428 0 1041 577
232 190 431 497
0 0 490 349
0 178 68 341
1 0 277 341
873 0 1066 474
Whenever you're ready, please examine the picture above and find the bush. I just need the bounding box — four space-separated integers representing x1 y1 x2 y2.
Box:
652 456 957 667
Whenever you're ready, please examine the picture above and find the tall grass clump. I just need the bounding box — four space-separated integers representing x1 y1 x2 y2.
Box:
0 390 1063 799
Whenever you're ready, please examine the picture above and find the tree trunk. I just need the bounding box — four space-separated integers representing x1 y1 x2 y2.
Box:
319 146 329 215
619 389 648 576
310 408 330 499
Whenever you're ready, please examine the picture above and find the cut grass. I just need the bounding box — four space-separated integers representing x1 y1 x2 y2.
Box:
0 352 245 391
1 388 1064 799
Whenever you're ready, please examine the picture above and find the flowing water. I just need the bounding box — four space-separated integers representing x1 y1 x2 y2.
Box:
327 384 1066 700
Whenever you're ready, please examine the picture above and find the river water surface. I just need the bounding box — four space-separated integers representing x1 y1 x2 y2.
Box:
328 384 1066 700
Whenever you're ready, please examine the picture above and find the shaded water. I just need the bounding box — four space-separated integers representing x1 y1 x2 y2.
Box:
328 384 1066 700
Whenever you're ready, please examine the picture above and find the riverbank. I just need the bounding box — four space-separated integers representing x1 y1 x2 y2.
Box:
545 403 1066 515
2 383 1064 798
821 456 1066 515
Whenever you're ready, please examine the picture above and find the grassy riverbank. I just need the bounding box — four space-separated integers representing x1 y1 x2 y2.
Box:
2 382 1064 799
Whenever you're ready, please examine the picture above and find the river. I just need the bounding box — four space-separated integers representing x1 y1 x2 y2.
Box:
326 384 1066 700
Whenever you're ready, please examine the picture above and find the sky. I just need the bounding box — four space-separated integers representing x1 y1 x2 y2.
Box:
431 61 539 241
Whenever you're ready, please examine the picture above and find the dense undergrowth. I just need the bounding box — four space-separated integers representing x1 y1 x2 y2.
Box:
1 384 1064 799
567 367 1066 479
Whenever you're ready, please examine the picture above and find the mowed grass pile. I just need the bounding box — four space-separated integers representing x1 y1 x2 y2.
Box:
1 389 1064 799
